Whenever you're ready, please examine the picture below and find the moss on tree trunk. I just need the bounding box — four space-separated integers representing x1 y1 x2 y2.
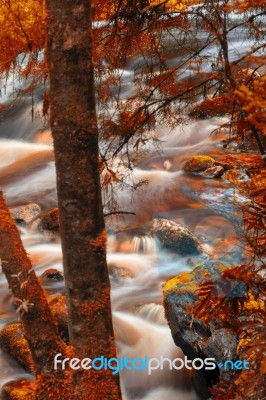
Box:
45 0 122 397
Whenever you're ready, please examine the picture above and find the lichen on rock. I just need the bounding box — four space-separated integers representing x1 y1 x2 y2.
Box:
184 155 215 172
184 156 216 173
163 261 265 399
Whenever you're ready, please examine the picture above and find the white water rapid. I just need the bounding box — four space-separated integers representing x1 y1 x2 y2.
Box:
0 19 255 397
0 108 247 400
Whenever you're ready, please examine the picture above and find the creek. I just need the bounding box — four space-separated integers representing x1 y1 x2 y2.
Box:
0 18 256 398
0 108 248 400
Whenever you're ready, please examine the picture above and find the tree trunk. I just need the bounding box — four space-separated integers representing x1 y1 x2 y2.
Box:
0 191 66 377
221 11 236 90
45 0 122 398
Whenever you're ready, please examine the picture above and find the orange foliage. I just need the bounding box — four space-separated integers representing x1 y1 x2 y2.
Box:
0 0 188 69
235 76 266 135
192 262 266 398
229 0 266 11
0 0 44 73
191 163 266 399
148 69 179 96
190 94 235 117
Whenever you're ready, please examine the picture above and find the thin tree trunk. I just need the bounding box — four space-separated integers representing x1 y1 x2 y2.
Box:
249 122 266 164
0 191 66 376
45 0 122 398
221 11 235 89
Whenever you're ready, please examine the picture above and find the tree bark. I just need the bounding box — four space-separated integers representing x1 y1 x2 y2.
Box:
0 191 66 375
45 0 122 398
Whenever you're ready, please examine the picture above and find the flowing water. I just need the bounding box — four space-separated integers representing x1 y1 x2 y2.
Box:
0 107 248 400
0 20 257 398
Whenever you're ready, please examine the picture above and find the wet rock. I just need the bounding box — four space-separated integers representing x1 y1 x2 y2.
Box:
0 324 34 372
2 379 36 400
163 262 249 399
184 156 216 173
40 268 64 284
222 168 250 183
10 203 41 225
39 208 59 232
152 218 201 255
109 265 134 282
48 295 68 342
202 165 224 179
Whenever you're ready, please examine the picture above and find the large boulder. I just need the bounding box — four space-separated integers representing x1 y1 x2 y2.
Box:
163 262 264 399
152 218 201 255
184 156 216 173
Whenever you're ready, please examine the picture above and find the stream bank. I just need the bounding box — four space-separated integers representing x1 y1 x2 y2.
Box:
163 159 266 400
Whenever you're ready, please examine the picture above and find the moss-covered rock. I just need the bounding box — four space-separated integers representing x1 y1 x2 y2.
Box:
0 297 68 375
0 324 34 372
162 262 266 399
184 156 216 173
39 208 59 231
2 380 36 400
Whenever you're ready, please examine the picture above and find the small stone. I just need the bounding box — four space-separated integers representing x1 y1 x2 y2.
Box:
223 168 250 183
40 268 64 283
109 265 133 281
39 208 59 231
202 165 224 178
10 203 41 225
